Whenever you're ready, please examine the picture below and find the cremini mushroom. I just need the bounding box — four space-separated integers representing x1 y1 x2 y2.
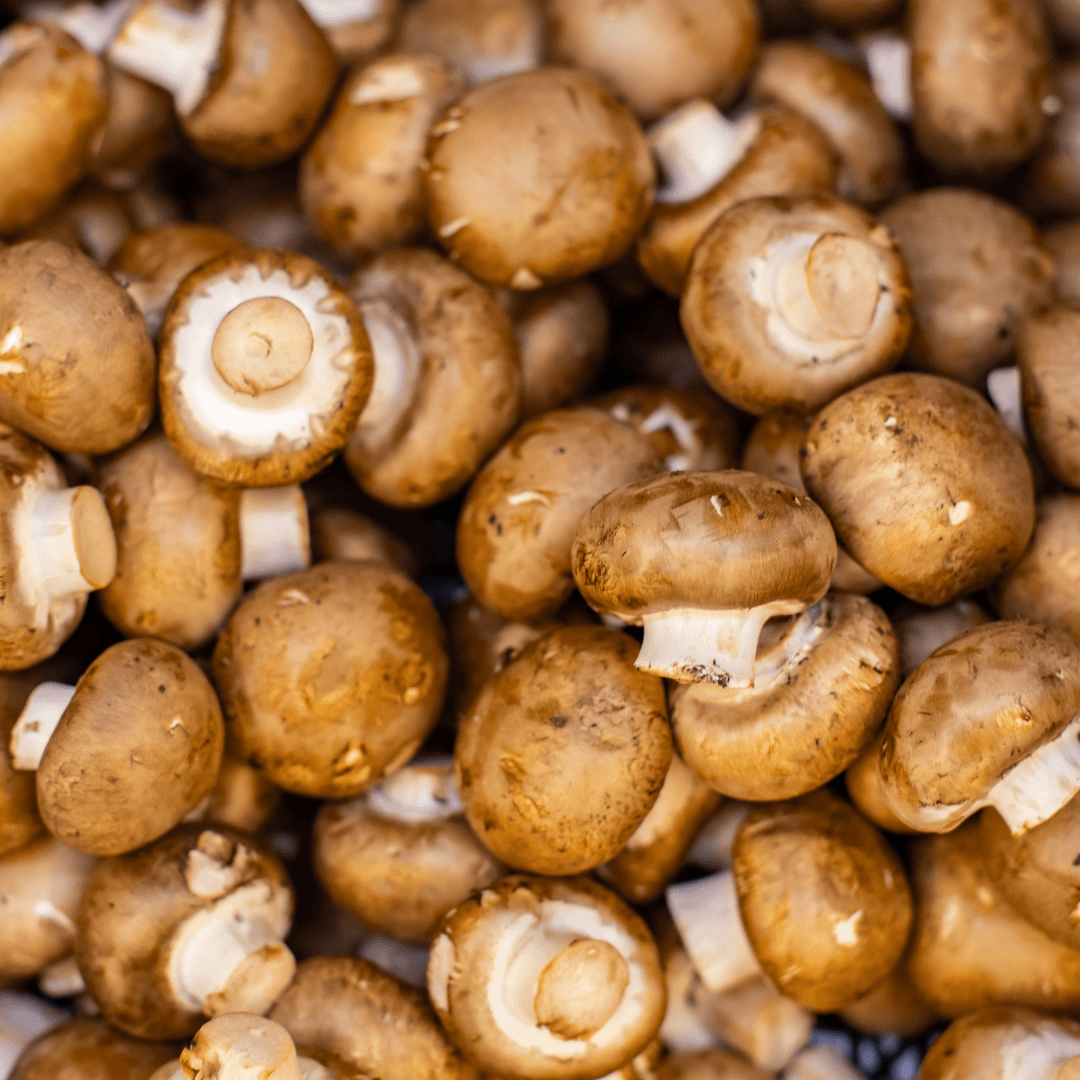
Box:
428 874 666 1080
343 247 520 508
9 637 224 855
456 625 671 875
200 752 281 837
0 992 67 1080
655 1051 771 1080
800 373 1036 604
456 407 660 622
837 961 939 1038
212 560 448 799
844 729 915 836
425 67 656 290
0 676 42 856
889 597 993 678
7 1019 179 1080
108 0 338 168
681 195 912 416
298 0 398 65
572 471 836 687
1045 219 1080 302
310 507 417 577
158 248 373 488
77 825 296 1040
313 757 504 943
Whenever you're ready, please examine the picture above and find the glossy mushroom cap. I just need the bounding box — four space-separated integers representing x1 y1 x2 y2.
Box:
8 1019 180 1080
571 471 836 687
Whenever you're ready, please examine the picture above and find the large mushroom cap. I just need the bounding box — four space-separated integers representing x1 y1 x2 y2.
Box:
8 1018 180 1080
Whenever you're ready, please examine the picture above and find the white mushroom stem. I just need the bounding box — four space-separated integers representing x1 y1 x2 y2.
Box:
858 30 912 122
636 404 704 472
37 955 86 999
686 802 753 872
357 933 430 988
666 872 763 994
706 977 813 1074
987 365 1027 446
0 992 68 1080
8 682 76 771
239 488 311 582
20 0 134 53
997 1031 1080 1080
364 756 462 824
297 0 383 28
782 1046 865 1080
658 947 722 1054
28 486 117 602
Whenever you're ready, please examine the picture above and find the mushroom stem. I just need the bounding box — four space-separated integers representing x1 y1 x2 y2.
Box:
297 0 384 28
29 486 118 599
364 757 462 824
22 0 135 54
37 955 85 999
705 977 814 1074
987 365 1027 446
622 403 703 472
859 31 912 123
181 1015 302 1080
8 681 77 771
239 488 311 582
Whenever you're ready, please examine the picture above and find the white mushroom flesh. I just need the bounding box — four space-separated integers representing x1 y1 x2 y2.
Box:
858 30 912 122
364 756 462 824
9 681 77 771
658 946 723 1054
987 365 1027 446
456 28 542 85
633 403 704 472
706 976 813 1073
0 992 68 1080
238 487 312 582
1000 1030 1080 1080
782 1045 864 1080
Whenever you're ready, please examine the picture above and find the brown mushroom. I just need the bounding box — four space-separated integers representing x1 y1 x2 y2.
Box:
889 597 993 678
177 1014 303 1080
655 1050 771 1080
781 1047 865 1080
310 507 417 577
93 68 176 189
1044 219 1080 301
837 962 939 1038
844 729 915 836
8 1019 179 1080
200 753 281 837
297 0 398 66
0 992 68 1080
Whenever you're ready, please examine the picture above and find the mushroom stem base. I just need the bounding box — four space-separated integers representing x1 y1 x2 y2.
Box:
9 682 76 771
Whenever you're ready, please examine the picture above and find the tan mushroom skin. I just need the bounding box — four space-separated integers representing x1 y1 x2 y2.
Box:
8 1019 180 1080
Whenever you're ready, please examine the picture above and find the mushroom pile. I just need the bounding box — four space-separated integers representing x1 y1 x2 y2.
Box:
3 1 1080 1079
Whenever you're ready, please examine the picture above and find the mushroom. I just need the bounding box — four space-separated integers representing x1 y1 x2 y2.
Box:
299 53 463 260
158 248 373 488
1026 58 1080 216
853 26 913 123
0 425 117 671
877 188 1055 385
342 248 521 508
546 0 760 121
8 1019 179 1080
212 560 448 799
800 373 1036 604
455 625 671 876
310 508 417 577
877 620 1080 836
77 825 296 1040
269 955 478 1080
20 181 142 266
425 67 656 290
844 729 916 836
681 195 912 416
96 432 311 651
654 1050 771 1080
781 1047 865 1080
837 962 939 1038
0 677 43 856
0 992 68 1080
801 0 901 22
456 407 660 622
428 874 666 1080
9 637 224 855
908 0 1051 178
312 757 505 944
889 597 993 678
199 753 281 837
92 67 176 190
1044 220 1080 302
0 239 155 455
178 1014 303 1080
748 41 903 206
298 0 398 66
571 471 836 688
108 0 338 168
637 101 837 297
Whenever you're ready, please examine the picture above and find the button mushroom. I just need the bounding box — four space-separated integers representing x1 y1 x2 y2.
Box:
7 1019 180 1080
177 1014 304 1080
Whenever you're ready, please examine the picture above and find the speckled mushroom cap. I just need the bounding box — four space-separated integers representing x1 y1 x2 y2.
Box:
878 189 1055 385
670 593 899 800
0 24 107 235
456 407 660 622
343 247 521 508
428 875 666 1080
269 956 479 1080
571 470 836 687
212 560 448 800
732 790 913 1012
455 624 671 875
425 67 655 290
878 621 1080 836
655 1050 772 1080
681 195 912 416
159 248 373 488
920 1007 1080 1080
0 240 155 455
8 1019 180 1080
800 373 1035 605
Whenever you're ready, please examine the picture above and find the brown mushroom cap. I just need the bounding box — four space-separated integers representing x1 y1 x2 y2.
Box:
878 188 1055 385
732 790 913 1012
212 560 448 800
889 596 993 677
800 372 1035 605
1044 219 1080 301
844 730 917 836
0 674 43 855
425 67 655 289
310 508 417 577
200 752 281 836
0 239 155 455
456 407 660 622
91 66 176 189
9 1019 180 1080
270 956 478 1080
681 195 912 416
837 962 939 1039
655 1050 772 1080
179 1014 301 1080
299 0 399 66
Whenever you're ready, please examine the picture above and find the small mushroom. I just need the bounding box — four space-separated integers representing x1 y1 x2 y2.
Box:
837 962 939 1038
456 625 671 876
571 471 836 688
8 1019 180 1080
425 67 655 290
681 195 912 416
0 992 68 1080
889 597 993 678
343 248 520 508
212 560 448 799
158 248 373 488
9 637 224 855
428 874 666 1080
313 757 505 944
77 826 296 1040
656 1050 771 1080
1044 219 1080 301
800 373 1036 604
298 0 398 66
310 508 417 578
178 1014 302 1080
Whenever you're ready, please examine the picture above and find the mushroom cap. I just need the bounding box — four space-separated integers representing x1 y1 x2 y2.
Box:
0 673 43 855
890 597 993 677
344 247 521 508
310 508 417 578
837 963 939 1039
456 407 660 622
269 956 478 1080
159 248 373 488
201 752 281 836
732 789 913 1012
9 1019 180 1080
571 471 835 623
91 66 177 187
655 1050 772 1080
680 194 912 416
670 593 899 800
844 730 917 836
37 637 225 856
800 372 1035 604
425 67 656 289
1044 219 1080 301
0 239 155 454
879 621 1080 834
878 188 1055 385
212 560 448 799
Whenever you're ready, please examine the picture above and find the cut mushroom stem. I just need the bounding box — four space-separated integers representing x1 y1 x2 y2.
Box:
364 756 462 824
29 486 118 600
534 939 631 1040
987 365 1026 446
181 1014 301 1080
9 682 77 771
352 300 421 454
238 488 311 582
